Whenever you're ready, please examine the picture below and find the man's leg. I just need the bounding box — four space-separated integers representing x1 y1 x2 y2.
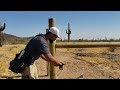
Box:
33 63 39 79
21 63 38 79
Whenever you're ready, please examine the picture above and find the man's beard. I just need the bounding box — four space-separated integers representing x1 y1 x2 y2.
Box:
49 39 53 43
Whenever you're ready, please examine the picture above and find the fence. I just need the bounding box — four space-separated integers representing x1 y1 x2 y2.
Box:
48 18 120 79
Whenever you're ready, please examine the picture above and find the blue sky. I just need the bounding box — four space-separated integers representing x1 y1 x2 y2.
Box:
0 11 120 40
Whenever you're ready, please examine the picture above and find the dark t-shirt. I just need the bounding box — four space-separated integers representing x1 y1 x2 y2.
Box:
25 34 50 60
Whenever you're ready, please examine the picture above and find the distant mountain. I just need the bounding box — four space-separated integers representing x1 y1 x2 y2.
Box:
2 33 33 45
1 33 63 45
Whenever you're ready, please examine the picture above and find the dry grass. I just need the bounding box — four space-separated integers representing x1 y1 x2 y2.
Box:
0 44 120 79
76 56 120 68
0 44 26 77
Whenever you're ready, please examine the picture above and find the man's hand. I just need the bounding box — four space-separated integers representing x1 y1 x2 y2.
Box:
59 62 65 70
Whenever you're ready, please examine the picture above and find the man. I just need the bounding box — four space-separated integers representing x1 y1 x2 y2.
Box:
21 27 64 79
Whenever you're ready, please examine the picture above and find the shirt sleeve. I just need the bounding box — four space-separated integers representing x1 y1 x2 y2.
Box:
39 43 50 54
34 35 50 55
35 37 50 54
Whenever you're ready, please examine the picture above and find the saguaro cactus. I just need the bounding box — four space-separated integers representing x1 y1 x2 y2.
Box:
66 23 71 42
0 23 6 47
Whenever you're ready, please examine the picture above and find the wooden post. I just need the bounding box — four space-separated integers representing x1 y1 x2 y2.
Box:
0 32 2 47
49 18 57 79
56 42 120 48
46 29 50 76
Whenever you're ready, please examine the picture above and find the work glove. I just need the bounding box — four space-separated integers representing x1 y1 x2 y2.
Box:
59 62 65 70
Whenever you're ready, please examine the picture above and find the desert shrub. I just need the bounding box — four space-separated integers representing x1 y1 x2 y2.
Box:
108 47 116 52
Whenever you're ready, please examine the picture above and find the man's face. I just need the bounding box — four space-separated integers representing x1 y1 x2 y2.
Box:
49 34 57 42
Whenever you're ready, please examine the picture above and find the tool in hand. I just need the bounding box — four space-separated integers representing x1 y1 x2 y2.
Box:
59 62 65 70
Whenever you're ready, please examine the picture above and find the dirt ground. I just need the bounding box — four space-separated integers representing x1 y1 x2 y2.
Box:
31 48 120 79
1 45 120 79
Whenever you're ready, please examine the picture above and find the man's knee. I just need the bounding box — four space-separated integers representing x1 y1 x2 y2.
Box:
22 74 36 79
22 75 30 79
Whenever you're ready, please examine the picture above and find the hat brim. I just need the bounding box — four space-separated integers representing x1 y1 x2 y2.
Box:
57 35 60 38
57 35 62 40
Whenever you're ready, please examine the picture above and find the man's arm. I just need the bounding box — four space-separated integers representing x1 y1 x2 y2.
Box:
40 54 47 60
40 53 62 66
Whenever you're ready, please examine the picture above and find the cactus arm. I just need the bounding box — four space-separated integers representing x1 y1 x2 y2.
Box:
66 30 68 34
0 23 6 31
2 23 6 30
